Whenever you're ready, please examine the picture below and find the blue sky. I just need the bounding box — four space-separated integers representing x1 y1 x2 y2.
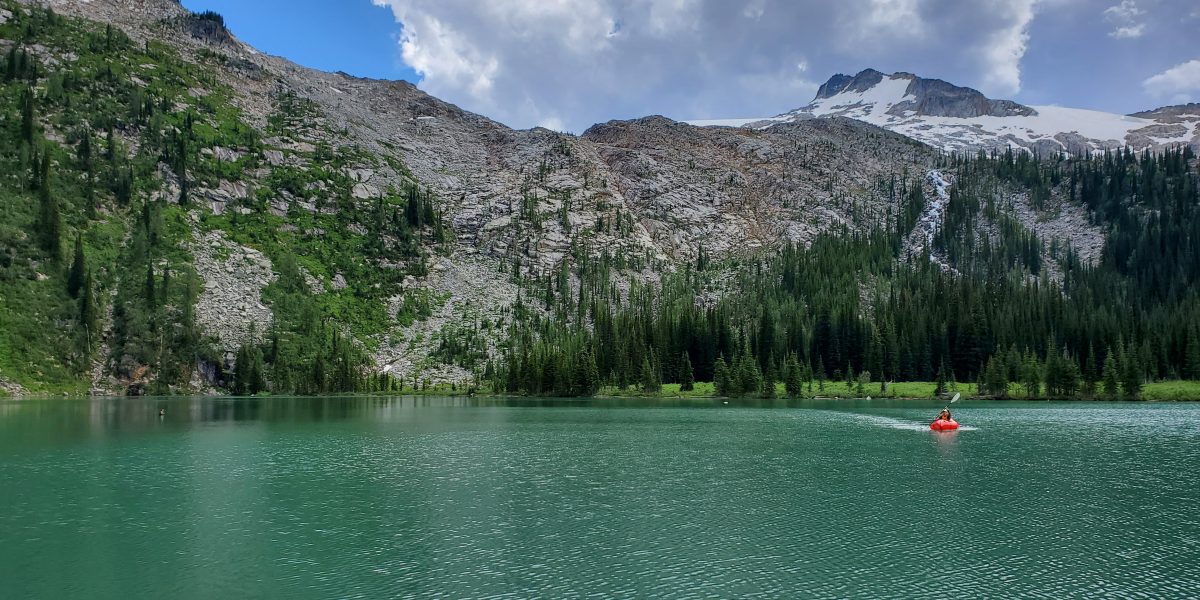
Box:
180 0 1200 132
179 0 420 81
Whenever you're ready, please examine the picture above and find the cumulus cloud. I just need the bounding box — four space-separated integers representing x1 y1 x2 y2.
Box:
1103 0 1146 39
1143 59 1200 104
372 0 1043 131
974 0 1036 97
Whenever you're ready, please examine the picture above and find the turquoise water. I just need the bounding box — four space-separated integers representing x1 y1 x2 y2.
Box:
1 397 1198 598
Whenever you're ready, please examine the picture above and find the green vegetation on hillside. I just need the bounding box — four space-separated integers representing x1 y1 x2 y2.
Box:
0 3 444 394
490 147 1200 400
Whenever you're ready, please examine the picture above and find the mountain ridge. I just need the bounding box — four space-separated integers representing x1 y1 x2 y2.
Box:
691 69 1200 155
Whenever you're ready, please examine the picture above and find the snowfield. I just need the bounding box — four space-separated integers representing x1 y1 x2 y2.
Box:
687 72 1199 154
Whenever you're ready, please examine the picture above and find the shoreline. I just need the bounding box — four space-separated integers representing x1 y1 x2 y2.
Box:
5 380 1200 402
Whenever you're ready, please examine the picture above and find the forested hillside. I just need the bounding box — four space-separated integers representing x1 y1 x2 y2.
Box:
0 0 1197 400
491 148 1200 399
0 3 445 395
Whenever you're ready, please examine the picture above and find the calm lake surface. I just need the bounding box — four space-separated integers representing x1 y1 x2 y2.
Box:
2 397 1198 598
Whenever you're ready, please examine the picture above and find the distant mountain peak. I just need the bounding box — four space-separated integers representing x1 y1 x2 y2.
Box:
689 69 1199 155
809 69 1035 119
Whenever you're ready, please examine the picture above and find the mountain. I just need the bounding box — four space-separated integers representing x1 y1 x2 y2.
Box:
690 69 1200 155
1 1 1197 398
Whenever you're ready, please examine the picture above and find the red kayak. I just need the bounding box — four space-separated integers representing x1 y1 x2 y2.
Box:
930 419 959 431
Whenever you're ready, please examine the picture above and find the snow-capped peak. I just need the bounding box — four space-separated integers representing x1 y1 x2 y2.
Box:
687 69 1200 155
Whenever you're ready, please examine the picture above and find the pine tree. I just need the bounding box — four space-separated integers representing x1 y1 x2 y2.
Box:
713 355 730 397
21 85 35 145
1083 343 1098 396
37 156 61 259
1102 347 1120 398
67 233 85 298
160 266 171 303
678 352 694 392
573 348 600 396
935 359 948 395
233 345 250 396
79 132 96 218
1186 327 1200 380
1060 348 1080 397
1020 351 1041 397
761 359 777 399
1121 343 1142 399
738 347 762 397
983 355 1008 397
784 353 803 398
815 356 826 391
144 264 156 308
639 356 659 393
248 347 265 395
79 270 98 354
1043 338 1063 396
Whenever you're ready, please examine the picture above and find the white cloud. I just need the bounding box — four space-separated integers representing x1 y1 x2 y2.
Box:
371 0 1045 131
1109 24 1145 38
1143 59 1200 103
1103 0 1146 39
1103 0 1143 22
742 0 766 20
976 0 1036 96
846 0 928 45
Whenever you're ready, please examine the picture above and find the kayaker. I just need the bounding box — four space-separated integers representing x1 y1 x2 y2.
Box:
937 408 952 421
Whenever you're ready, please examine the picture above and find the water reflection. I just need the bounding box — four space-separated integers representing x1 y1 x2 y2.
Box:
932 429 960 460
0 395 964 447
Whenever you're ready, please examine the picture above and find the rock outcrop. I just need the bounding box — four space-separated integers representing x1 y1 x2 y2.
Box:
189 229 275 354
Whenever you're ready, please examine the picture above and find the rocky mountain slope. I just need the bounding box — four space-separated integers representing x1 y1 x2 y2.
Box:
691 69 1200 155
0 0 1153 396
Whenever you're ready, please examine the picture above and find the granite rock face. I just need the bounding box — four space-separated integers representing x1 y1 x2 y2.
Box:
189 229 276 355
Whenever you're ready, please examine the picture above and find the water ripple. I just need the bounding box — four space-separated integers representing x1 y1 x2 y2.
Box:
0 398 1197 598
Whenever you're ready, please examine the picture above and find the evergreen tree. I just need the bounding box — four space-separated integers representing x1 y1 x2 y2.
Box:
784 353 803 398
1102 347 1120 398
678 352 694 392
79 270 98 354
160 266 171 303
1060 348 1080 397
233 345 250 396
737 347 762 397
935 359 948 395
1083 343 1098 396
37 156 61 259
1121 344 1142 399
982 355 1008 397
21 85 36 145
639 356 660 393
144 264 156 308
248 347 265 395
1186 327 1200 380
575 348 600 396
1020 351 1041 397
67 233 85 298
713 355 730 397
761 358 777 399
815 356 826 391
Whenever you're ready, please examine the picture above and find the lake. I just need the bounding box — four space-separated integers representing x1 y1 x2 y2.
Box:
1 397 1198 598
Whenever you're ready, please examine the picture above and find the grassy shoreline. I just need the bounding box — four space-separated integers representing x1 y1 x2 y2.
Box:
586 381 1200 402
5 380 1200 401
